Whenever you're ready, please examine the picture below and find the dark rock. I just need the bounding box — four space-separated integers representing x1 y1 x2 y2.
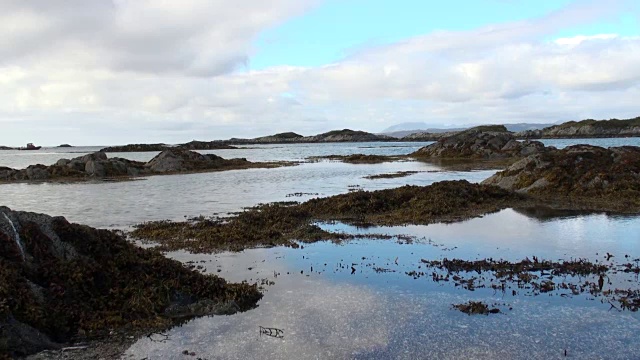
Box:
411 126 546 159
0 206 262 357
482 145 640 201
24 165 50 181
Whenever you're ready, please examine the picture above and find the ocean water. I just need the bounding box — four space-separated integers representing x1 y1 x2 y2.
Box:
2 139 640 359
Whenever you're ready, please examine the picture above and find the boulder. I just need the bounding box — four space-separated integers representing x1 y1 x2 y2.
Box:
24 165 49 181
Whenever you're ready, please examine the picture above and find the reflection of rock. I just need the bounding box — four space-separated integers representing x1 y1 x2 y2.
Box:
483 145 640 202
412 126 546 159
511 206 600 222
0 149 279 183
0 206 261 357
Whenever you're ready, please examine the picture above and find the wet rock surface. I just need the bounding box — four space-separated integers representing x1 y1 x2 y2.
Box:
0 206 261 358
482 145 640 209
0 149 288 183
411 125 547 160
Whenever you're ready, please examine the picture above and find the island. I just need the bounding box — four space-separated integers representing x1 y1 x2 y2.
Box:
0 149 291 183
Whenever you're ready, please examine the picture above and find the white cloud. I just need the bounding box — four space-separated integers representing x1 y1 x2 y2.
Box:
0 0 639 146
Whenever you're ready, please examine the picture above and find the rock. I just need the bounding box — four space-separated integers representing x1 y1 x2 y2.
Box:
24 165 49 181
145 149 240 173
79 152 107 163
177 141 236 150
411 126 546 159
55 159 70 167
0 206 262 357
482 145 640 200
56 144 72 148
100 143 170 152
516 116 640 139
0 149 270 184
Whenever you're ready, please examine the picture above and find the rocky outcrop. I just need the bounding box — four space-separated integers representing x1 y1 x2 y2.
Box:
56 144 72 148
0 206 261 357
228 129 393 144
516 117 640 139
0 149 278 183
303 129 393 142
411 126 547 159
100 143 170 152
101 142 236 152
0 146 13 150
177 141 236 150
144 149 249 173
401 131 460 141
482 145 640 201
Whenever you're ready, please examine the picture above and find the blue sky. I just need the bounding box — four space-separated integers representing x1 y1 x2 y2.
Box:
251 0 639 69
0 0 639 145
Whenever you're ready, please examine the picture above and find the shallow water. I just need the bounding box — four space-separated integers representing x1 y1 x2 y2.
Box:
125 209 640 359
2 139 640 359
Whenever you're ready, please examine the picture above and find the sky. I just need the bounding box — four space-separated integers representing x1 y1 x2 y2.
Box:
0 0 639 146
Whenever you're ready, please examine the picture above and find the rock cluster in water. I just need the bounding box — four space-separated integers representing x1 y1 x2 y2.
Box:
230 129 393 144
0 149 272 182
411 126 546 159
100 141 236 152
0 206 261 357
482 145 640 204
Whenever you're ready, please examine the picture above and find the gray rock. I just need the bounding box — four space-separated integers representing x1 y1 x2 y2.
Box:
85 160 106 177
25 166 49 180
55 159 70 167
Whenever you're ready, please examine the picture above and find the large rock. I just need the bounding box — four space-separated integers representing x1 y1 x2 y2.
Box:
411 125 546 159
145 149 242 173
482 145 640 200
0 206 262 357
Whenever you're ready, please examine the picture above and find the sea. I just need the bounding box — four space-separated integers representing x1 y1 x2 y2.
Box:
2 137 640 359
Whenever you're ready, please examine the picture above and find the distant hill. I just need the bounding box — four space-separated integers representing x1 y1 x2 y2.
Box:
382 123 556 138
517 116 640 138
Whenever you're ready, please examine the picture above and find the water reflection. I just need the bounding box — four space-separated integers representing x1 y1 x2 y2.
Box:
319 208 640 261
125 210 640 359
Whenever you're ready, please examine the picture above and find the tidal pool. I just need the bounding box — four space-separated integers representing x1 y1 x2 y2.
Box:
125 208 640 359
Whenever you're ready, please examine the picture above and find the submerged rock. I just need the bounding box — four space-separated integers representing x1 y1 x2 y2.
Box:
411 125 546 159
0 206 261 357
482 145 640 202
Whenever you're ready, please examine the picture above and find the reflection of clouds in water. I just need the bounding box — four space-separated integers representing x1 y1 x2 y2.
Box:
126 280 392 359
126 244 640 359
323 209 640 260
125 250 393 359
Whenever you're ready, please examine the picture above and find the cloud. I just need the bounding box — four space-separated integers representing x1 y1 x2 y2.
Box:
0 0 639 145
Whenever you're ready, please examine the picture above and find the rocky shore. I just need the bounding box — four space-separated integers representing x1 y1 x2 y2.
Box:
227 129 394 144
410 126 546 160
100 141 236 152
516 116 640 139
0 149 289 183
0 206 262 357
482 144 640 209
